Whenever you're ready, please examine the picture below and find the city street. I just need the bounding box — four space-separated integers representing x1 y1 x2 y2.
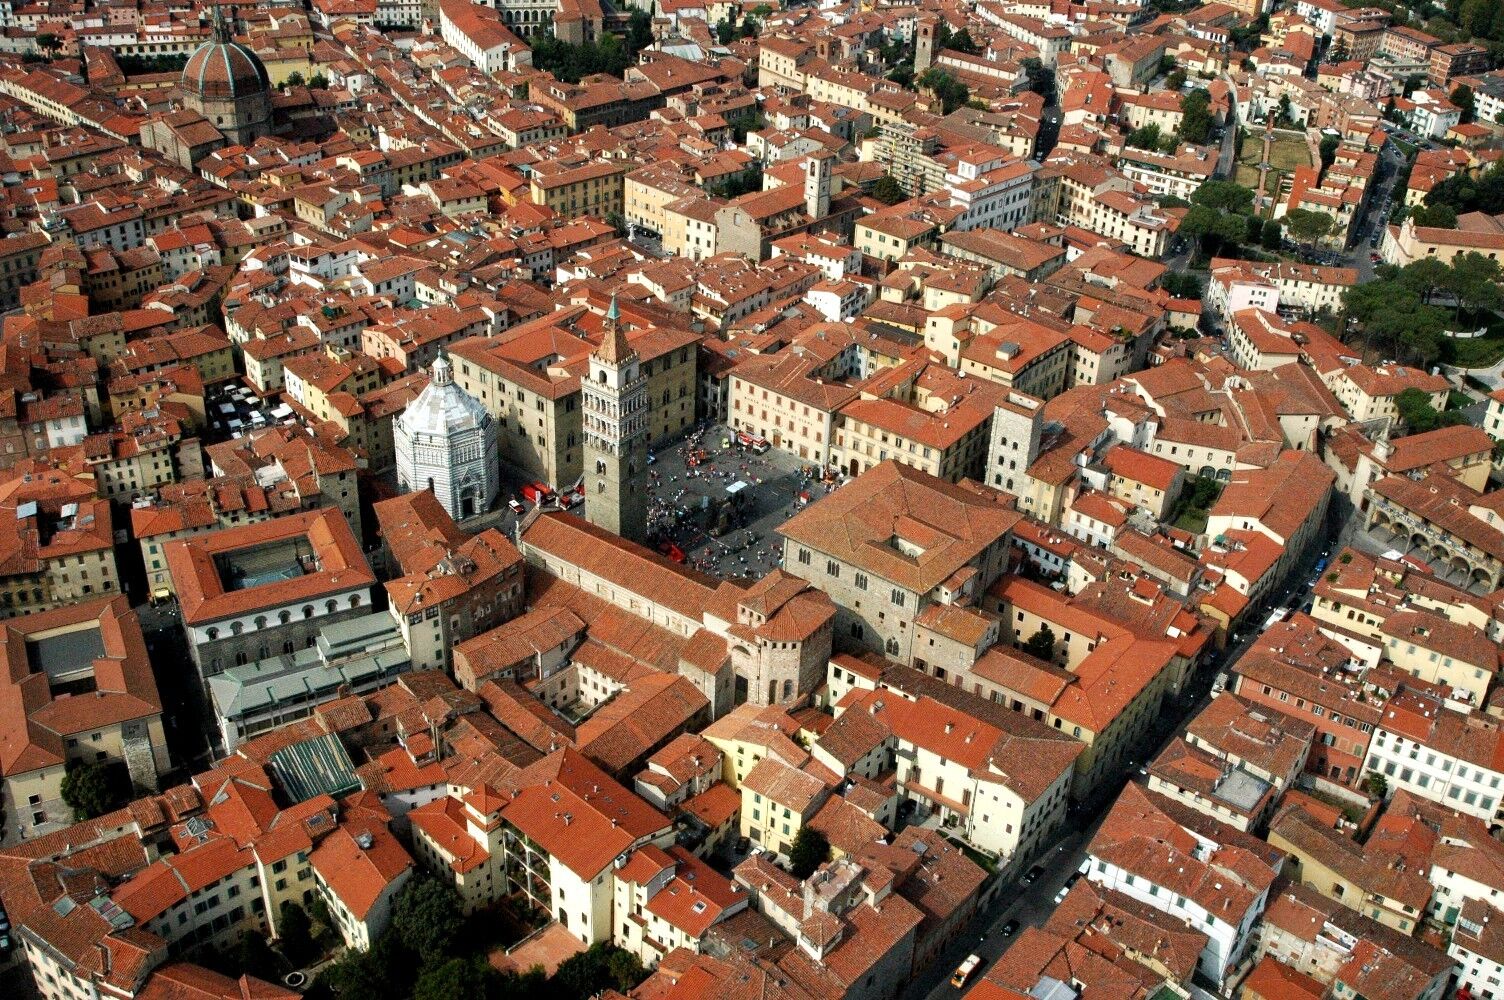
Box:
904 501 1353 1000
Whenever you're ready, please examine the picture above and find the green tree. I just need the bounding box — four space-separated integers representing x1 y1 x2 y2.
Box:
1261 219 1283 250
1125 124 1164 151
1167 68 1187 90
605 949 646 992
415 958 489 1000
309 73 329 89
1411 203 1458 228
235 933 282 982
947 28 980 55
60 761 116 820
789 826 832 878
326 938 414 1000
277 900 317 966
1395 387 1450 432
1451 83 1476 123
1284 207 1334 246
1022 625 1057 661
1364 771 1388 798
1179 88 1213 144
36 32 60 54
1397 256 1452 305
1161 272 1203 298
1191 179 1255 214
872 174 906 205
1446 251 1503 322
1319 134 1339 170
918 67 969 114
1425 160 1504 217
1019 57 1052 96
285 71 305 87
1244 214 1264 245
553 943 642 998
626 8 654 54
1346 277 1450 367
392 877 465 964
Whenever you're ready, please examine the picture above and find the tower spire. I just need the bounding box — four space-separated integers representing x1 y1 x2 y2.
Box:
597 294 631 365
211 5 232 44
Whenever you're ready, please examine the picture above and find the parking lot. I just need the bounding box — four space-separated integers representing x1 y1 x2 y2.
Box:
206 381 292 443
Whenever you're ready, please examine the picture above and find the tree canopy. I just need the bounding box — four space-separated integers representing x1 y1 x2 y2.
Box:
1283 208 1334 245
1179 88 1213 144
1394 387 1465 434
789 827 832 879
61 761 119 820
1022 626 1057 661
391 878 466 965
871 175 907 205
918 68 970 114
529 32 629 83
1425 160 1504 220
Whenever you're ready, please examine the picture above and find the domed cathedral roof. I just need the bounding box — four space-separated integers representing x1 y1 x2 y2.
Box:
398 354 492 439
181 8 270 102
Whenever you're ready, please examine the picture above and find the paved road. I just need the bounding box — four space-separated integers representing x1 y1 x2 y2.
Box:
905 503 1353 1000
1217 116 1240 181
1337 140 1407 281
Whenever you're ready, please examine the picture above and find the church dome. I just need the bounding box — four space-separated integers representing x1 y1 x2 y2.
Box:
397 355 491 439
182 23 270 102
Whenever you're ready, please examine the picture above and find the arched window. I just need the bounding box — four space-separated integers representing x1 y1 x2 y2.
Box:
230 621 243 636
885 637 900 655
206 627 219 641
279 610 291 625
303 605 314 619
350 594 361 608
326 600 338 614
254 615 267 631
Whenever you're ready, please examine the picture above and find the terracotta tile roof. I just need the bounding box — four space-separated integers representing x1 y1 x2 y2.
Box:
308 817 413 921
778 461 1020 595
166 508 375 626
501 748 670 879
0 597 161 778
521 512 725 623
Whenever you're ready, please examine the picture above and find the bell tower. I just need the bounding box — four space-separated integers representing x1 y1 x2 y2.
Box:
915 18 935 74
582 296 649 543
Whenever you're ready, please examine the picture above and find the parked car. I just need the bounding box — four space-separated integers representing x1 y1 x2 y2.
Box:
508 498 525 514
1000 920 1021 937
1022 864 1045 885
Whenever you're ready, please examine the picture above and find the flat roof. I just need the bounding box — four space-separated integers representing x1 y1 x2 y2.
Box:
1213 767 1272 813
27 627 105 681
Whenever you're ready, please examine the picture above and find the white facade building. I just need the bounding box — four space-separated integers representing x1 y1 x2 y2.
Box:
395 353 500 521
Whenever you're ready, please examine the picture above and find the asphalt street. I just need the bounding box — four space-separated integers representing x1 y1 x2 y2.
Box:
907 502 1351 1000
